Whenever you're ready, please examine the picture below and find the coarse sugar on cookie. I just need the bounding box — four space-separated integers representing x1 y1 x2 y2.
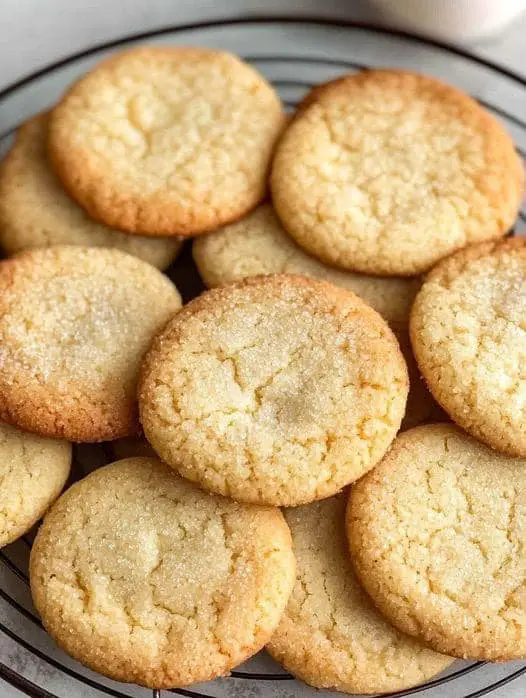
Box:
410 238 526 456
30 457 296 688
0 114 182 268
139 274 408 506
48 46 285 237
267 494 453 694
348 423 526 660
0 421 71 547
193 203 421 327
271 70 523 276
0 246 181 442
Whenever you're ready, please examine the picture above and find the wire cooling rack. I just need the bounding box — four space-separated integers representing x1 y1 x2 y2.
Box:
0 16 525 698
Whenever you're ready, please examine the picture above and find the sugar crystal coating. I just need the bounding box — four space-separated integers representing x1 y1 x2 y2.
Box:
139 274 408 506
30 457 296 688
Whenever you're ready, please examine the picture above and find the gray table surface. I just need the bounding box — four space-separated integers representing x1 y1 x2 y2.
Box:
0 1 525 697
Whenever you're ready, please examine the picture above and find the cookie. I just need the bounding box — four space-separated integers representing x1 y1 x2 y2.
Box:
48 46 284 237
267 494 453 693
271 70 523 276
0 114 182 269
193 203 421 327
139 274 408 506
0 421 71 547
30 457 296 688
348 423 526 660
0 246 181 441
410 238 526 456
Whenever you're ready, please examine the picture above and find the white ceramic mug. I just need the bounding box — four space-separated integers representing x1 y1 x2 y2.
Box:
371 0 526 41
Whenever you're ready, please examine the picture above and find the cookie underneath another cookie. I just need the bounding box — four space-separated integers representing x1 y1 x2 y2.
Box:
0 421 71 547
267 494 453 694
271 70 523 276
0 114 182 268
139 274 408 506
193 204 421 328
30 457 296 688
411 238 526 456
0 246 181 441
49 46 285 236
348 423 526 660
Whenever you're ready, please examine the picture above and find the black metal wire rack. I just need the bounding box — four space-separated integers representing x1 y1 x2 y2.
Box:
0 16 524 698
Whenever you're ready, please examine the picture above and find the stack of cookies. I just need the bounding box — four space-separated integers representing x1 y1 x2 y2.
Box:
0 45 524 694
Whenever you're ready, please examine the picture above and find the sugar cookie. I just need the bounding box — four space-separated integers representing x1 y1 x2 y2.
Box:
271 70 523 275
30 457 295 688
193 203 421 327
348 424 526 660
0 422 71 547
0 246 181 441
139 274 408 506
411 238 526 456
49 47 284 237
267 494 453 693
0 114 182 268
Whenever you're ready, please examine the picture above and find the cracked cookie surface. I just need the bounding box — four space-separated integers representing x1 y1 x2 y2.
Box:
271 70 523 276
267 494 453 693
348 424 526 660
30 457 295 688
48 46 284 237
193 203 421 327
0 114 182 268
0 421 71 547
139 274 408 506
0 246 181 441
410 238 526 456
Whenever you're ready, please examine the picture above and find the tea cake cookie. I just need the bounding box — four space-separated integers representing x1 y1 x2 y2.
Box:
0 114 182 268
267 495 453 693
411 238 526 456
49 46 284 237
0 422 71 547
271 70 523 275
0 246 181 441
139 274 408 506
193 203 421 327
348 424 526 660
30 457 296 688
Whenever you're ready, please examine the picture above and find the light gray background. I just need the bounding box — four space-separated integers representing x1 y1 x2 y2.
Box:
0 1 525 697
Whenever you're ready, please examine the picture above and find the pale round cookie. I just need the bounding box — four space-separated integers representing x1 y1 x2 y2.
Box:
0 422 71 547
267 494 453 693
139 274 408 506
411 238 526 456
0 114 182 268
49 46 284 237
193 203 421 327
348 423 526 660
271 70 523 276
30 457 296 688
0 246 181 441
